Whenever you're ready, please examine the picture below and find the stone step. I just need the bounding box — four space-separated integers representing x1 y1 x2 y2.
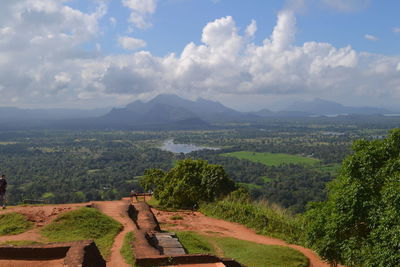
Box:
148 232 187 256
157 238 183 248
161 247 186 255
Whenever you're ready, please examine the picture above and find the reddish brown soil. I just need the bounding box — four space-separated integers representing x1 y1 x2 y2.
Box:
152 209 344 267
0 200 151 267
0 259 64 267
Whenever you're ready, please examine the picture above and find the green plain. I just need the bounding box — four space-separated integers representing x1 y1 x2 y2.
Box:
221 151 319 166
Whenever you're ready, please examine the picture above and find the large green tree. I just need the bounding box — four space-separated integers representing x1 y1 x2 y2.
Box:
305 129 400 267
141 159 235 209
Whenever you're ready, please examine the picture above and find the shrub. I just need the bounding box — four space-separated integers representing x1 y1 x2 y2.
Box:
141 159 235 209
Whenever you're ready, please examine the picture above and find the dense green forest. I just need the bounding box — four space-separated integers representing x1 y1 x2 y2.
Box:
1 119 399 265
304 129 400 266
0 118 393 212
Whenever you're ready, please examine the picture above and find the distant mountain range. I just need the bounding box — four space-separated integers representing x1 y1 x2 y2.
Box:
283 98 391 116
99 94 257 128
0 95 395 130
0 107 110 122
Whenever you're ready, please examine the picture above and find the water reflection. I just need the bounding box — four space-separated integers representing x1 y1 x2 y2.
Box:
160 139 219 154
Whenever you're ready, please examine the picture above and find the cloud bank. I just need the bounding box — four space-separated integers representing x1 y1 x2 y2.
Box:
0 0 399 109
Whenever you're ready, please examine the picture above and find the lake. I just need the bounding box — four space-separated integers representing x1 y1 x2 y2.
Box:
160 139 219 154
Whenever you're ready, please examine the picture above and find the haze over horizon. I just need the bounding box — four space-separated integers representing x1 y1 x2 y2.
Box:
0 0 399 111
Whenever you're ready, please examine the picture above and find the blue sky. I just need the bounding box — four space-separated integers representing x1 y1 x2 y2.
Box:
66 0 400 56
0 0 399 110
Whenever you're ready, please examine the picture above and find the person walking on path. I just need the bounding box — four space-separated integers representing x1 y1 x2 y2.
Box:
0 175 7 209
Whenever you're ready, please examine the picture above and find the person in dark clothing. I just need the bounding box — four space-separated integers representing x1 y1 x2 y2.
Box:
0 175 7 209
130 189 138 203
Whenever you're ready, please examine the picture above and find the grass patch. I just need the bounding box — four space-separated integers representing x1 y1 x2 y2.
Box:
200 199 305 244
0 240 42 246
41 207 122 259
170 215 184 220
221 151 319 166
159 222 178 228
0 212 33 236
120 231 135 266
146 197 160 207
175 231 215 254
147 197 177 212
176 231 308 267
212 236 308 267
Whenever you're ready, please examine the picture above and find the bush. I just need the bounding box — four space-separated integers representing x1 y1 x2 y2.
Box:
141 159 235 209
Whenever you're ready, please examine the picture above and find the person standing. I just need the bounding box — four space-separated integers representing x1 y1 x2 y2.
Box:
0 175 7 209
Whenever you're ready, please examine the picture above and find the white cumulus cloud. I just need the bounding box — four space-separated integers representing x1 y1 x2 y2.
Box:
364 34 379 41
245 20 257 38
270 11 296 52
118 36 147 50
1 0 400 109
122 0 157 30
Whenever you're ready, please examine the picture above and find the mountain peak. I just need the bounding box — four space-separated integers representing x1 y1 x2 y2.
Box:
148 94 191 104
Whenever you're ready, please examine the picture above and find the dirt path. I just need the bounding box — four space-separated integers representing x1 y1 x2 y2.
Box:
93 199 135 267
153 209 343 267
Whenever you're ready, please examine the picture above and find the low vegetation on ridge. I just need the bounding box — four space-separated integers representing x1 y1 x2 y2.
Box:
200 195 305 244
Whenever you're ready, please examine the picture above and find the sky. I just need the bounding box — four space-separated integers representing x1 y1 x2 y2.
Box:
0 0 399 111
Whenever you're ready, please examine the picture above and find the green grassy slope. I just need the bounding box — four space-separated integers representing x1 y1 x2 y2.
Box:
41 207 122 259
200 199 304 244
0 212 33 236
176 231 308 267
